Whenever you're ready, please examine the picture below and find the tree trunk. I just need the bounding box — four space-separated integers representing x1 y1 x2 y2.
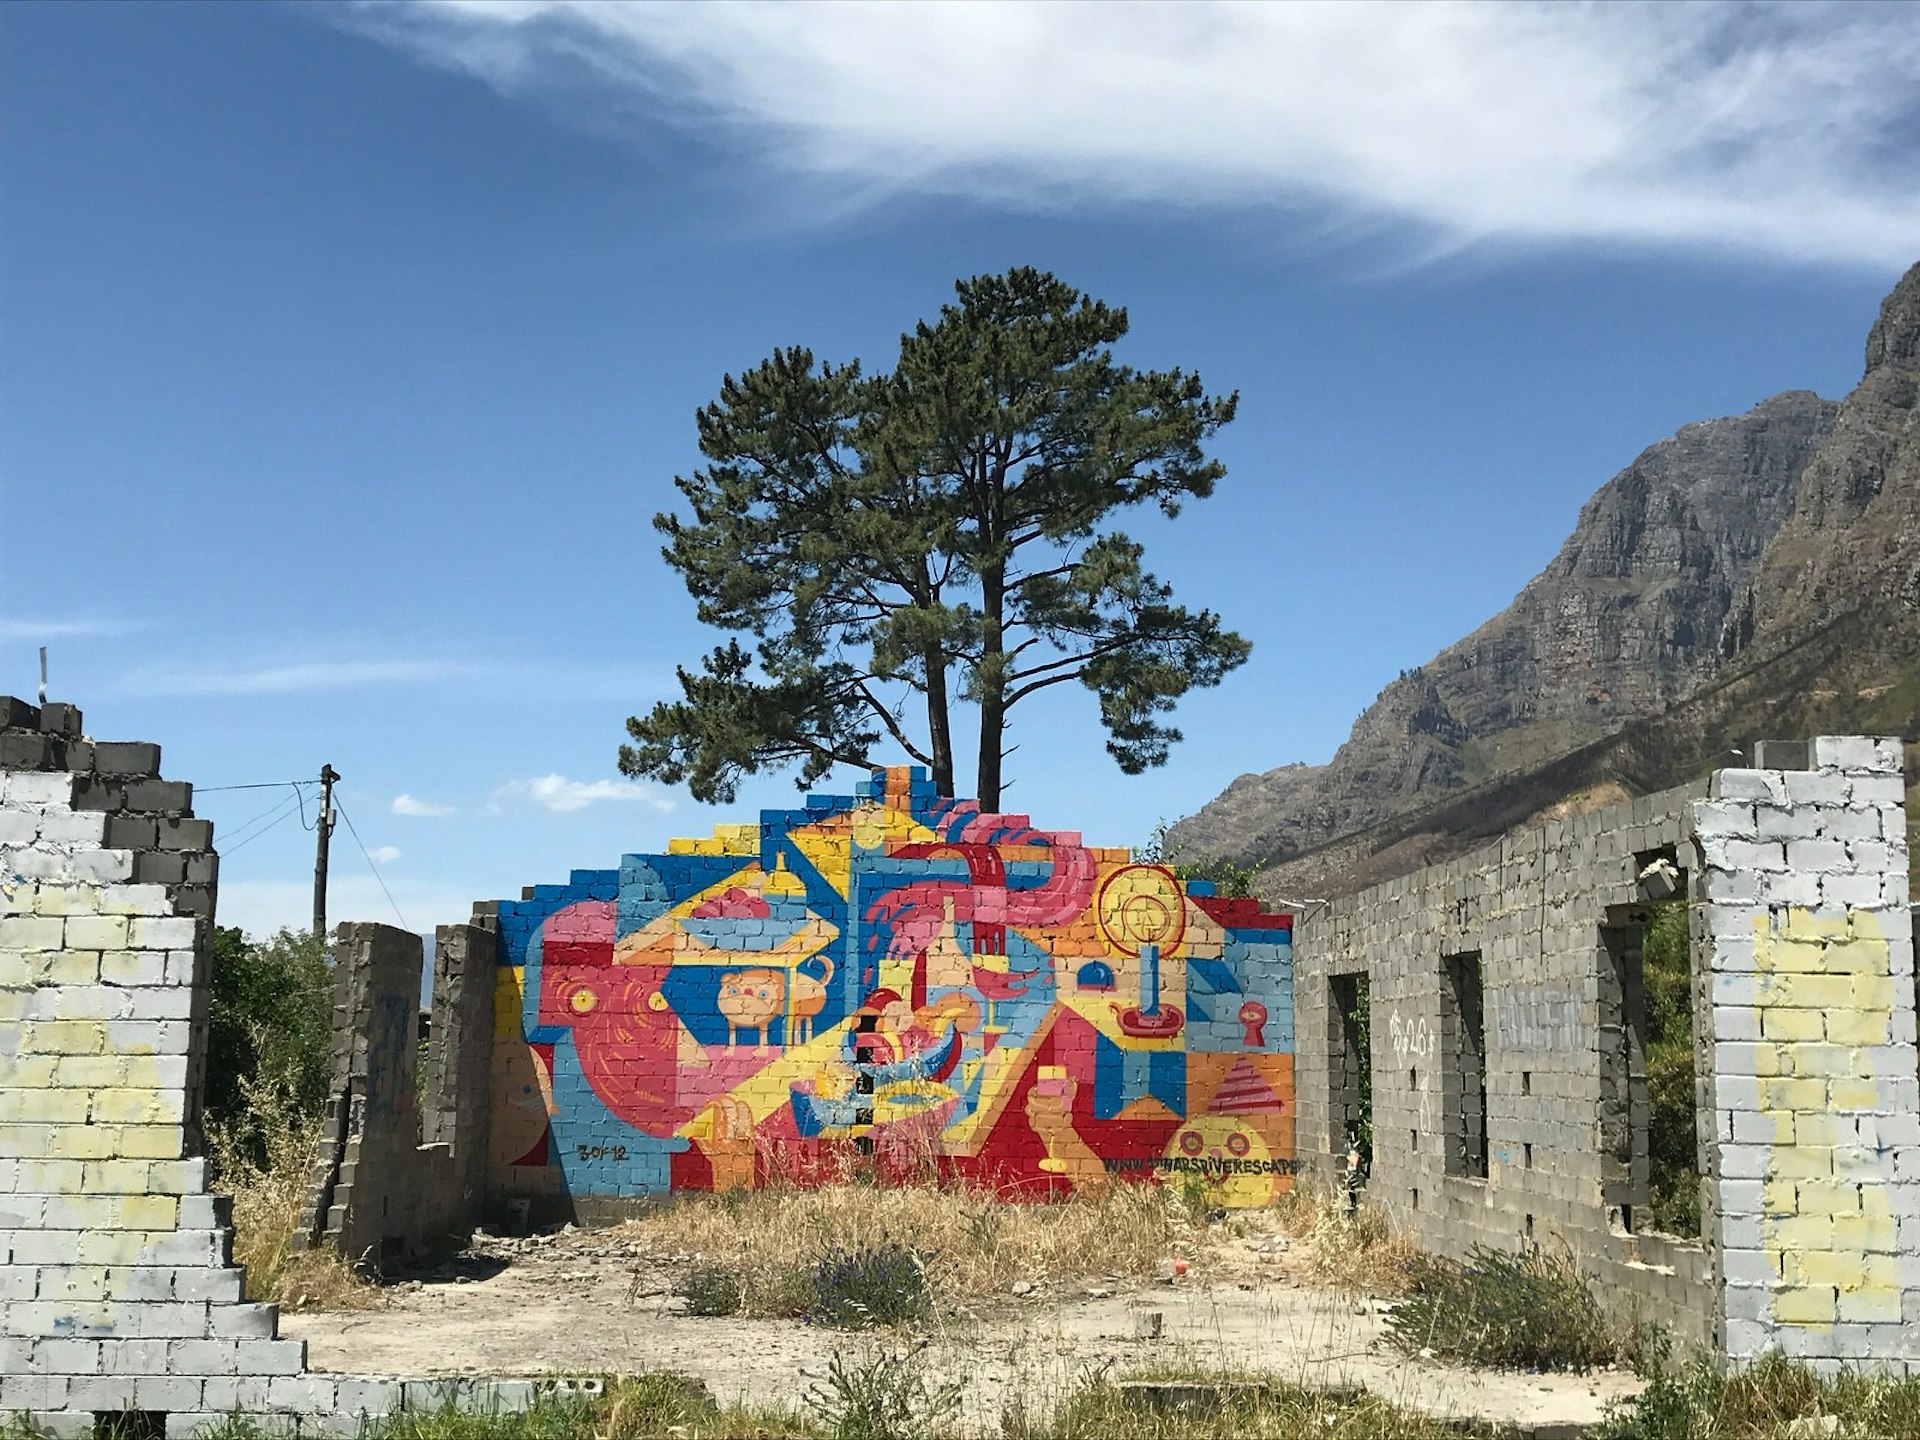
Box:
975 561 1005 812
923 645 956 798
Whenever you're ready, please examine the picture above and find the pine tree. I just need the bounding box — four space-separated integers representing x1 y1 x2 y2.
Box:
622 267 1250 810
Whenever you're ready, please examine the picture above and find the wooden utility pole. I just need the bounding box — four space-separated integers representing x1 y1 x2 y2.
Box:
313 764 339 939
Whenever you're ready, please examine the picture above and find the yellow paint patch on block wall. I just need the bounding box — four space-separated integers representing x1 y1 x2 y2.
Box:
495 966 526 1038
1753 907 1901 1330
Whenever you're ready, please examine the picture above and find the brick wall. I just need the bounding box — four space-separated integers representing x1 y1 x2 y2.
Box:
1294 736 1920 1369
483 767 1298 1214
1696 737 1920 1366
1 698 532 1434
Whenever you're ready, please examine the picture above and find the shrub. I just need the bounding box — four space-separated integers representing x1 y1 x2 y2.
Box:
805 1343 960 1440
1594 1353 1920 1440
1385 1245 1618 1371
674 1262 745 1317
205 926 333 1176
598 1372 721 1435
809 1242 931 1328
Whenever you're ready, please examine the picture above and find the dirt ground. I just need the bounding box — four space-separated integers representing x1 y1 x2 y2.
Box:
283 1224 1645 1434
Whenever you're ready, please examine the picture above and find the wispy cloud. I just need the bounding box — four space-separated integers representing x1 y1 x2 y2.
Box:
0 617 138 641
120 652 666 701
125 659 481 696
392 793 457 817
346 1 1920 270
496 773 675 814
217 877 479 939
366 845 403 866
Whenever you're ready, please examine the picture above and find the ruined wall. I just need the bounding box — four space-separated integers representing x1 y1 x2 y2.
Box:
1 698 532 1434
1297 774 1719 1346
1695 737 1919 1367
0 699 309 1434
295 923 494 1266
1295 736 1920 1369
486 767 1296 1213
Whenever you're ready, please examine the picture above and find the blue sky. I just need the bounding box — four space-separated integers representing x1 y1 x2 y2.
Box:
4 1 1916 938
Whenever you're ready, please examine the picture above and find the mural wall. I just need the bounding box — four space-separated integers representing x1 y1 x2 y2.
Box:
486 767 1296 1205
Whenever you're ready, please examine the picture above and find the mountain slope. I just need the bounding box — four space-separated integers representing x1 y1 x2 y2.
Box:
1173 261 1920 897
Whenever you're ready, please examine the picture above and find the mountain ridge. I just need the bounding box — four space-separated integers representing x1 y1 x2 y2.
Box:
1172 261 1920 897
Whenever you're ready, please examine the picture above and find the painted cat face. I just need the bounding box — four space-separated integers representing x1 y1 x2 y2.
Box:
717 968 786 1025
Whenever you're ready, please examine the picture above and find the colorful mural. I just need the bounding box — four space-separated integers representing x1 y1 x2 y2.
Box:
487 767 1296 1205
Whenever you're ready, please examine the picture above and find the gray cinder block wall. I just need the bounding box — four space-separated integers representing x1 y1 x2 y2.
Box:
1 698 533 1435
1 699 311 1434
424 925 497 1228
1294 735 1919 1370
1696 738 1918 1367
294 921 495 1266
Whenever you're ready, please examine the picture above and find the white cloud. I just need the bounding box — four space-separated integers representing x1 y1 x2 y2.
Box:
347 0 1920 270
367 845 403 866
125 659 480 696
496 773 676 814
392 793 457 817
0 617 136 640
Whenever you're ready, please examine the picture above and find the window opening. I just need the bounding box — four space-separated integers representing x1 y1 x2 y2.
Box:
1601 880 1699 1238
1442 950 1488 1179
1329 973 1373 1189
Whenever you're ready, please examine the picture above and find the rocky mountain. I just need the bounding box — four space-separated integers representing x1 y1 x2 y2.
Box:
1173 261 1920 899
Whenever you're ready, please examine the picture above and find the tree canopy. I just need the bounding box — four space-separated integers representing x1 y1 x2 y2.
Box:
622 267 1251 812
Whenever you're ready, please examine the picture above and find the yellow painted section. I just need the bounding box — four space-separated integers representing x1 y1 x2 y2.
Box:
495 966 526 1038
1754 908 1899 1330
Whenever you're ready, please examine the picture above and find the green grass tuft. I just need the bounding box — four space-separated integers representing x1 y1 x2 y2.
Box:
1385 1245 1619 1372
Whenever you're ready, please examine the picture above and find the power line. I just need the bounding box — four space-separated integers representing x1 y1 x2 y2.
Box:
198 780 319 793
224 800 305 856
221 789 306 852
334 798 409 931
218 789 304 847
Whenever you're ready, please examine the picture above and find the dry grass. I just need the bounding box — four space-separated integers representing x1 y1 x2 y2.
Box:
620 1169 1419 1318
1267 1186 1419 1296
619 1174 1203 1311
209 1077 381 1313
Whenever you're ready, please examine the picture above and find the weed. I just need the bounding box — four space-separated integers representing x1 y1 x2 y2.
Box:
615 1177 1183 1308
810 1242 930 1328
207 1072 378 1312
361 1399 591 1440
1271 1185 1418 1295
804 1342 961 1440
596 1372 720 1435
674 1262 745 1317
1385 1245 1619 1371
1595 1352 1920 1440
1034 1369 1457 1440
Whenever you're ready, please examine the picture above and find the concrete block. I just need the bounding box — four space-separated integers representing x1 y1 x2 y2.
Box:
1714 769 1788 803
1786 839 1851 873
93 742 162 777
133 1375 207 1411
1812 736 1900 773
36 811 106 845
209 1305 281 1342
1780 770 1852 805
73 850 133 883
334 1378 404 1416
265 1375 339 1412
1850 774 1907 806
1755 806 1822 841
1694 800 1758 837
169 1337 242 1374
2 773 74 808
130 916 197 950
64 1375 138 1411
